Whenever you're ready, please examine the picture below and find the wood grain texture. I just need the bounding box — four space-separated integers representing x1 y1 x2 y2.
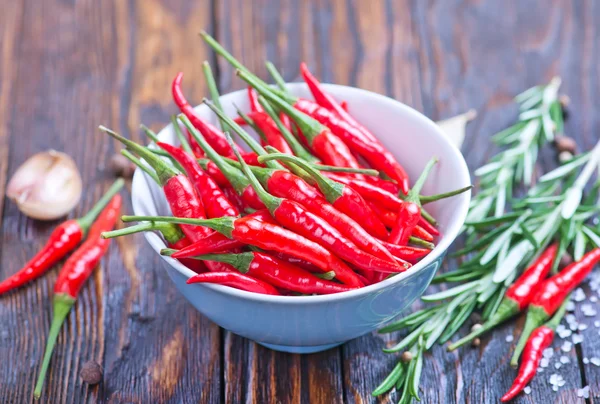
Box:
2 0 600 403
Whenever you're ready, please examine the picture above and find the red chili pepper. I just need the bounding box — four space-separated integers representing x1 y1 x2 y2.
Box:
448 243 558 351
388 159 437 245
237 70 366 180
0 179 124 295
247 86 263 113
248 111 294 155
267 251 324 273
179 117 265 211
294 65 409 193
187 271 280 295
200 109 397 265
243 165 398 264
102 221 218 273
411 225 434 242
511 248 600 366
198 158 230 186
300 62 378 143
232 141 406 277
172 72 241 157
188 251 356 295
326 172 403 211
501 299 569 402
102 127 209 242
34 195 121 398
418 216 440 237
157 142 239 218
132 214 363 287
222 186 246 213
102 126 236 277
378 241 431 263
258 152 389 239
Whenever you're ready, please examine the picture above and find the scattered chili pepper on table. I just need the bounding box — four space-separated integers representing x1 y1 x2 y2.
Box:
34 194 122 398
501 299 569 402
0 178 124 295
448 243 558 351
511 247 600 366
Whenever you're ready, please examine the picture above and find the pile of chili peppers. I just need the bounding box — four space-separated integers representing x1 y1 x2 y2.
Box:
99 35 472 298
0 178 124 397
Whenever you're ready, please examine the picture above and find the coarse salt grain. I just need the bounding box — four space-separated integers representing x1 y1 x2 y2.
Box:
562 341 572 352
579 324 588 331
595 321 600 327
584 357 590 364
566 314 577 323
572 334 584 344
505 335 514 342
591 296 598 303
574 288 586 302
591 357 600 366
540 358 549 368
570 322 579 331
524 386 531 395
543 348 554 358
560 355 570 364
566 301 576 312
554 362 561 369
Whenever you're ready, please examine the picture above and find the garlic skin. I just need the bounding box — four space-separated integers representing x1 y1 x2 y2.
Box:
6 150 82 220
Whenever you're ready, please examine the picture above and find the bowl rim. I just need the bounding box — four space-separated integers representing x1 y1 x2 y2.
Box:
135 82 472 304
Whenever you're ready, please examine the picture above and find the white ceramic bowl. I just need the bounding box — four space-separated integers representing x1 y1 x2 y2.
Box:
131 83 471 353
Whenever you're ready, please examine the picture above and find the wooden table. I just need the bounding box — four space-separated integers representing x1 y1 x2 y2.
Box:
1 1 599 402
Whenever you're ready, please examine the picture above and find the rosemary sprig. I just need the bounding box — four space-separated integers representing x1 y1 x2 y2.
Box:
467 77 562 222
374 77 600 402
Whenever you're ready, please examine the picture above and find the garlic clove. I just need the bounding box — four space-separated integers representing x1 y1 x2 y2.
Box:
436 109 477 150
6 150 82 220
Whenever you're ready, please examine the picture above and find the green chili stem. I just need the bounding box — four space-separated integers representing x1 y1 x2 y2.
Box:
202 61 229 133
171 115 194 154
77 178 125 232
121 150 160 184
257 95 317 163
265 61 290 94
420 185 472 204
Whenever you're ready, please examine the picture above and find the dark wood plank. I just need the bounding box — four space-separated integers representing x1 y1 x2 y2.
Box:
215 1 345 403
0 0 221 402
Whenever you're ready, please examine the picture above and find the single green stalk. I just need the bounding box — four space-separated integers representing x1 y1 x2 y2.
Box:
179 115 250 195
510 305 550 367
405 158 438 204
100 126 177 186
257 95 317 163
265 61 289 93
200 31 291 101
409 237 435 250
34 294 76 398
202 61 229 133
235 107 267 142
140 124 185 172
122 214 236 239
141 124 160 143
171 115 194 154
420 185 473 205
121 150 159 184
76 178 125 232
171 251 254 274
313 271 336 281
102 221 184 244
226 133 283 214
